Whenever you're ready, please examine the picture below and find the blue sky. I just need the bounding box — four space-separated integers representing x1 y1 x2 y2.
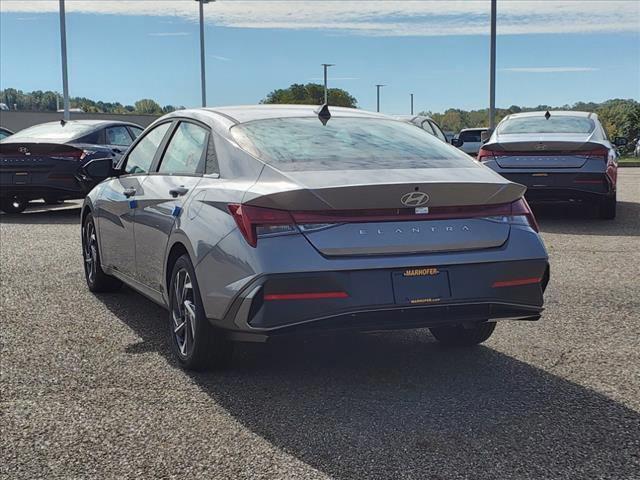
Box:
0 1 638 114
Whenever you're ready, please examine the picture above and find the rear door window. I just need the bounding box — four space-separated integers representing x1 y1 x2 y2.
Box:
158 122 209 175
429 121 447 142
420 120 435 136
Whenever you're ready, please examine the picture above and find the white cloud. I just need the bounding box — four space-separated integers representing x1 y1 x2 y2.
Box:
211 55 232 61
502 67 601 73
1 1 638 37
147 32 191 37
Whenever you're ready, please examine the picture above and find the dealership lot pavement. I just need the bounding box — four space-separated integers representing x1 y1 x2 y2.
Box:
1 170 639 480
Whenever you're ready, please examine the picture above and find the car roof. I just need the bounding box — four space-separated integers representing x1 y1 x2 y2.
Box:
196 105 389 124
459 127 488 132
505 110 597 120
393 115 434 122
35 119 142 128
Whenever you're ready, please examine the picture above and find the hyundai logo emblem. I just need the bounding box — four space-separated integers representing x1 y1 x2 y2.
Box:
401 191 430 207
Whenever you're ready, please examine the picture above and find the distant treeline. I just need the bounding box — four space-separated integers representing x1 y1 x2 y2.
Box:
0 88 182 115
424 99 640 145
2 87 637 151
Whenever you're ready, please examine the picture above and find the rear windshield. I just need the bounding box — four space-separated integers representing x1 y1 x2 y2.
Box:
6 122 96 142
498 116 595 134
230 117 474 171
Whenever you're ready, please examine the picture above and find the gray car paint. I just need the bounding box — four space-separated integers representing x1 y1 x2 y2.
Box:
83 105 548 335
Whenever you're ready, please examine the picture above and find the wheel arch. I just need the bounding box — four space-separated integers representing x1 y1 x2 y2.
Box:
165 241 191 297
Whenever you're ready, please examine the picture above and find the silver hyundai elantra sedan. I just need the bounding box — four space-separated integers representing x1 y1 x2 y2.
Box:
81 105 549 370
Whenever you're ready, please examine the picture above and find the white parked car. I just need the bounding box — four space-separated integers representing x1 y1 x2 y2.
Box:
452 128 490 156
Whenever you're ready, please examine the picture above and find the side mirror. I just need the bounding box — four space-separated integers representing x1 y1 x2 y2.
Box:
83 157 116 180
481 129 493 143
613 137 628 147
451 138 463 147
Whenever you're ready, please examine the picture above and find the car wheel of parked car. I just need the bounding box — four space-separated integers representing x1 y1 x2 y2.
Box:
599 194 616 220
0 196 27 214
169 254 233 370
82 213 122 292
429 322 496 347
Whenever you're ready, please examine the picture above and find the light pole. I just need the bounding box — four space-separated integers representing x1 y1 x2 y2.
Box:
489 0 497 130
196 0 213 107
58 0 70 121
410 93 414 115
375 84 385 113
321 63 334 104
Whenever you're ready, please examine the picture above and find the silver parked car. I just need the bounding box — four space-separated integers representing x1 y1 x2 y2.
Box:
394 115 448 142
479 111 627 219
81 105 549 370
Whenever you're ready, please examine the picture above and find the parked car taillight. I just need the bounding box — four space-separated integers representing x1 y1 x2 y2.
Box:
477 147 501 162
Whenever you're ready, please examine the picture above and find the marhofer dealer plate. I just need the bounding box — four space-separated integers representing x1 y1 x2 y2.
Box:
392 267 451 305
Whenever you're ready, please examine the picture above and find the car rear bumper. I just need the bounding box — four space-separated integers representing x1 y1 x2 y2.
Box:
0 171 85 200
210 259 549 340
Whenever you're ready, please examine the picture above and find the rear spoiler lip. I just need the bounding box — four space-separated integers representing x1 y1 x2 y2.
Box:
483 138 608 153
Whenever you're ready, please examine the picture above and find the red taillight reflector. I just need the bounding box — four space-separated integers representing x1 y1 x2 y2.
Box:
264 291 349 301
492 277 541 288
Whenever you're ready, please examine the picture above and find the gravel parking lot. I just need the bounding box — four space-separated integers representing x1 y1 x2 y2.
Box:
2 169 639 480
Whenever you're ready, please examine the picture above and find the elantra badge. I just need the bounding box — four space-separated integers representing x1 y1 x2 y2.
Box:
401 191 429 207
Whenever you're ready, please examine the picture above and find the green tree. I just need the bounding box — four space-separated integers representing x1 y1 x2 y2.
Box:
261 83 357 108
134 99 163 114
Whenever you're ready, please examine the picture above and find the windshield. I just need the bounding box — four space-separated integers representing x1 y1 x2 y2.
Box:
231 117 474 171
6 122 96 142
498 116 595 134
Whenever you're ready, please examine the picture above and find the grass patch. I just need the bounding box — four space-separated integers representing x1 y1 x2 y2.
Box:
619 157 640 166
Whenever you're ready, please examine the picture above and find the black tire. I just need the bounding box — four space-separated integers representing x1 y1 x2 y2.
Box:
599 194 616 220
44 196 64 205
82 213 122 292
429 322 496 347
168 254 233 370
0 197 27 214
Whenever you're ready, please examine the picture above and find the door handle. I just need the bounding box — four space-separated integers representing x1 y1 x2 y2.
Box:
169 186 189 198
123 187 136 198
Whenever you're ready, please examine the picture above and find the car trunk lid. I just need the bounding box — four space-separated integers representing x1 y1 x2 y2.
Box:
234 166 530 256
485 134 607 168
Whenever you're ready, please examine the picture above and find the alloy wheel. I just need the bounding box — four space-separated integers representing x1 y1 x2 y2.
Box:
83 221 98 284
172 269 196 357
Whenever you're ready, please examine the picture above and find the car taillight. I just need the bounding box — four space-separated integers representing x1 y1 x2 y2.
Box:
228 204 296 248
52 149 89 160
477 147 503 162
582 148 609 163
510 197 539 232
